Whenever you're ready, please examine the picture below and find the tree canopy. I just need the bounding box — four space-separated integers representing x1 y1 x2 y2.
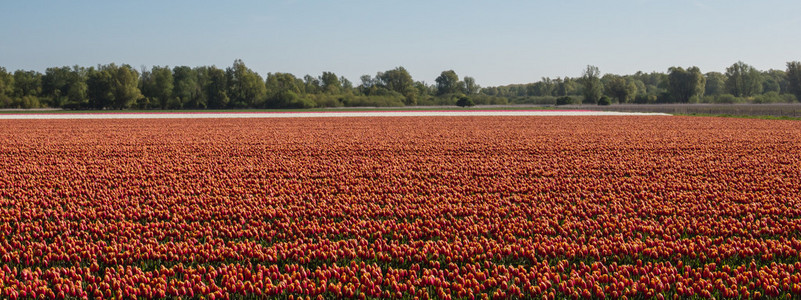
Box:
0 59 798 110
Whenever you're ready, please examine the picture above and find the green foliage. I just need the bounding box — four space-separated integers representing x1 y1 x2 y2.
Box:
17 95 41 108
597 96 611 106
86 64 142 109
173 66 202 109
603 75 637 103
226 59 266 108
435 70 460 96
555 96 574 105
467 94 508 105
342 95 405 107
205 66 229 109
320 72 341 94
455 96 475 107
140 66 173 109
713 94 740 104
725 61 762 97
41 66 88 108
530 78 556 97
0 67 13 107
579 65 602 104
704 72 727 96
281 91 316 108
752 91 783 104
376 67 417 105
633 94 656 104
3 59 801 110
667 66 705 103
760 69 785 94
309 94 344 108
462 76 480 95
12 70 42 99
417 96 456 106
265 72 303 108
787 61 801 102
509 96 560 105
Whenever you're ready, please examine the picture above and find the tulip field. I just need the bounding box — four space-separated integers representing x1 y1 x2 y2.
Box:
1 115 801 299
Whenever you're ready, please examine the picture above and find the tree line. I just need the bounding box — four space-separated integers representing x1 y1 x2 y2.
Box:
1 60 800 109
487 61 801 105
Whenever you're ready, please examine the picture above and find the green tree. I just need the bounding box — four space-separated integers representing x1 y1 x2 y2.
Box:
456 96 475 107
667 66 705 103
704 72 727 96
340 76 353 94
320 72 341 94
265 72 305 108
141 66 173 109
205 66 229 109
788 61 801 102
603 75 637 103
192 66 212 109
42 66 88 108
12 70 42 99
226 59 266 108
579 65 602 104
530 77 555 96
725 61 762 97
110 64 142 109
376 67 417 105
86 64 142 109
435 70 460 96
303 75 321 94
759 70 785 94
0 67 14 107
462 76 480 95
555 77 578 96
173 66 200 108
86 67 111 109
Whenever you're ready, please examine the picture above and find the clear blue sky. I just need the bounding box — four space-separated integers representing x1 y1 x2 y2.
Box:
1 0 799 87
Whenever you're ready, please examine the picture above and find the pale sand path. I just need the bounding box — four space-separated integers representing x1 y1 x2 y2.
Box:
0 110 670 119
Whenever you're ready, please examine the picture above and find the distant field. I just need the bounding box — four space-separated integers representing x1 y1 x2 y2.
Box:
562 103 801 118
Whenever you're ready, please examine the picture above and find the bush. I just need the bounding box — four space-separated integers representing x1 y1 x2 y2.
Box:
469 94 508 105
598 96 611 106
555 96 573 106
343 95 405 107
310 94 344 108
417 96 453 106
509 96 557 105
633 94 655 104
714 94 739 104
698 95 716 104
752 92 782 104
456 97 475 107
17 96 41 109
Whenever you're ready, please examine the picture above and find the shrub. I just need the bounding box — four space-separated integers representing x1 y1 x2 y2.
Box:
714 94 739 104
343 95 405 107
633 94 655 104
510 96 557 105
456 96 475 107
311 94 344 108
598 96 611 106
752 92 782 104
556 96 573 106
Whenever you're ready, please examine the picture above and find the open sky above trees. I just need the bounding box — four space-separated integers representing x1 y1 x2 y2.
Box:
1 0 799 87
